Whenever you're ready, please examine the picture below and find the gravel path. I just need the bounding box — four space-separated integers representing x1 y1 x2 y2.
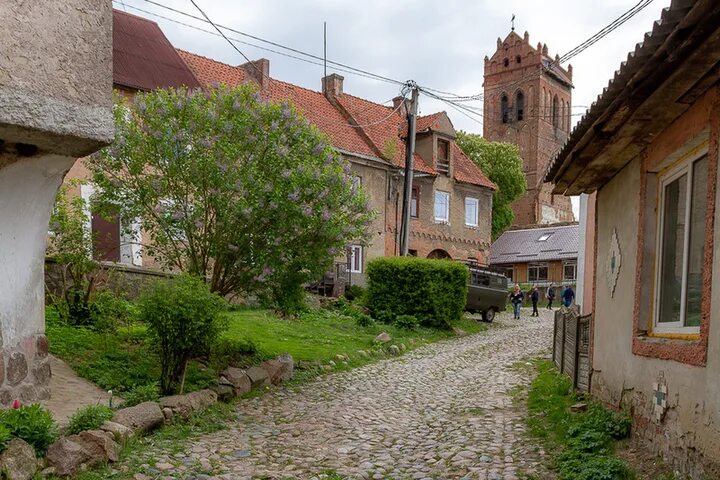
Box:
142 309 553 480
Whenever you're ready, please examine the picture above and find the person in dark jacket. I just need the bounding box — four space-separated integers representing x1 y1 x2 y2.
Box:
546 284 556 310
509 284 524 320
530 285 540 317
562 285 575 307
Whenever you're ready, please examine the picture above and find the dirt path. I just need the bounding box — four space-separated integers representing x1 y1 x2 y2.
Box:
133 309 554 479
41 355 113 426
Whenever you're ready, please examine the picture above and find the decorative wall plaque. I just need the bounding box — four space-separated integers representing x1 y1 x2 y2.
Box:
652 372 668 421
606 228 622 297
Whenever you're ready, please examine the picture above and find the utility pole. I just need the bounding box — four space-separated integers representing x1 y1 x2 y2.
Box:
399 82 419 256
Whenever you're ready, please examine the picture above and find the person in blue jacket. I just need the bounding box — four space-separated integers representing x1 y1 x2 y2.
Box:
562 284 575 307
509 284 524 320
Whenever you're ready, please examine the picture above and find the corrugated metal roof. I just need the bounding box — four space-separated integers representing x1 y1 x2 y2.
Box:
113 10 200 91
489 224 579 264
545 0 716 189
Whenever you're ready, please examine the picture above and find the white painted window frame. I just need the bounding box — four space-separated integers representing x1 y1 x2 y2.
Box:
349 244 363 273
563 261 577 282
464 197 479 227
652 148 708 335
434 190 450 223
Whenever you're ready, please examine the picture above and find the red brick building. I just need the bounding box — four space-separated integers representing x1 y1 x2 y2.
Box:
483 31 575 226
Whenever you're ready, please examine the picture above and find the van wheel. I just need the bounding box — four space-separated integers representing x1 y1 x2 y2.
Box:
482 308 496 323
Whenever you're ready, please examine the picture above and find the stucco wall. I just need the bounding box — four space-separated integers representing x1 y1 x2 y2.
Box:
591 89 720 476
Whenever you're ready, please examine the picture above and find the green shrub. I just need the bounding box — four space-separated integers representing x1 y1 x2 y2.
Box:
0 404 58 455
354 312 374 327
394 314 419 330
0 425 12 454
344 285 366 303
89 290 137 333
209 337 261 371
66 405 114 435
121 383 161 407
367 257 468 329
372 310 394 324
557 452 631 480
139 274 227 394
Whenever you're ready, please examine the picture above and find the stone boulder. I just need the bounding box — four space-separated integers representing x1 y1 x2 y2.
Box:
46 436 103 477
112 401 164 434
388 345 401 356
0 438 36 480
246 366 270 388
374 332 391 343
159 389 217 419
211 384 234 402
100 421 132 443
260 360 284 385
77 430 120 463
277 353 294 382
219 367 252 396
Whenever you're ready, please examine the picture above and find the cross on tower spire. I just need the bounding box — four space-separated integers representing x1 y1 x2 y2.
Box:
511 14 515 32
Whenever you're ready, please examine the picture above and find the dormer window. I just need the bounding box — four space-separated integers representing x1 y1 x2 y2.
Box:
437 139 450 175
501 94 509 124
516 91 524 121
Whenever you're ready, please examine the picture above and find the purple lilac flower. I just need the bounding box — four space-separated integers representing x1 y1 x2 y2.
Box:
242 207 252 217
322 209 331 221
303 206 313 217
172 211 184 221
270 120 279 131
288 190 300 201
251 92 262 103
201 137 213 149
312 143 325 156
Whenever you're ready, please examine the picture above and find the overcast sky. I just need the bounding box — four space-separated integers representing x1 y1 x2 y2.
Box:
115 0 668 217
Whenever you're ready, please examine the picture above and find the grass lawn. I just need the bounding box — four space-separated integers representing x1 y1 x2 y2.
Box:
47 302 486 396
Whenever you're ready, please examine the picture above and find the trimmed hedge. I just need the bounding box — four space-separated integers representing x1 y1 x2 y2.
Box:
366 257 468 328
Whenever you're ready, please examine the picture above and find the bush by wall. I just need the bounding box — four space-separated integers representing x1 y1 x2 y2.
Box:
366 257 468 329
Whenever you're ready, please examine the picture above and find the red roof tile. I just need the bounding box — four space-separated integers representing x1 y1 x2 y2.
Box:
416 112 445 132
113 10 200 91
451 143 496 189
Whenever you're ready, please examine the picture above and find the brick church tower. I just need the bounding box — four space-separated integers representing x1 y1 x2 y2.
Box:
483 30 575 225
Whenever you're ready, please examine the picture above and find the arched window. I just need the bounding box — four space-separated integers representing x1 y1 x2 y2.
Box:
516 55 521 64
503 58 509 67
552 95 559 128
501 94 509 124
515 91 524 121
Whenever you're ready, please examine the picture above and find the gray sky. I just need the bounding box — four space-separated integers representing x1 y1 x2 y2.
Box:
115 0 668 217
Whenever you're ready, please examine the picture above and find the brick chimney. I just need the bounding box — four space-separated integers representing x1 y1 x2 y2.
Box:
240 58 270 90
392 95 409 118
322 73 344 99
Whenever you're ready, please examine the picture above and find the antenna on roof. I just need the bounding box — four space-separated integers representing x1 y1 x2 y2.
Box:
511 14 516 32
323 21 327 79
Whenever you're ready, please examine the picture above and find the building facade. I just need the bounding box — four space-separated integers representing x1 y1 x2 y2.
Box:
546 1 720 476
489 223 578 288
483 31 575 226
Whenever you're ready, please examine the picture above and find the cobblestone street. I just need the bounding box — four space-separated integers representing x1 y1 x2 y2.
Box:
143 309 554 480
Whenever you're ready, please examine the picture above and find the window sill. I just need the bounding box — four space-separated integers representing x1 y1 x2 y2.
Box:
632 333 707 366
646 331 701 341
434 220 449 225
465 224 478 229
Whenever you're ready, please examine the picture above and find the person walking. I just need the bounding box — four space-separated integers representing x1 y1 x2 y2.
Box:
562 284 576 308
509 284 524 320
530 285 540 317
546 284 556 310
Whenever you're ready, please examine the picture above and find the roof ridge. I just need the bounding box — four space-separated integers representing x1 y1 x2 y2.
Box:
113 8 160 25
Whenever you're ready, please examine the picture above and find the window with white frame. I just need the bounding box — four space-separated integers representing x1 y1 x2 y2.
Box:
434 191 449 223
465 197 479 227
563 261 577 281
349 244 363 273
528 262 548 282
654 154 708 333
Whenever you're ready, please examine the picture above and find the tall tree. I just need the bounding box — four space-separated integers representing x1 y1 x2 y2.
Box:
456 132 526 239
87 85 372 311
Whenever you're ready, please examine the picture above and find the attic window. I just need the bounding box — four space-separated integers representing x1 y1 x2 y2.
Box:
437 139 450 175
503 58 509 67
516 55 521 64
537 233 554 242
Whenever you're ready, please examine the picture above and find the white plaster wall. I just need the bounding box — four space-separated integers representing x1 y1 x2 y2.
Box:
0 154 75 346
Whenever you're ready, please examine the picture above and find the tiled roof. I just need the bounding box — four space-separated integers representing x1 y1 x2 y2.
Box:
451 143 496 189
416 112 445 132
489 223 579 264
113 10 200 91
177 48 495 188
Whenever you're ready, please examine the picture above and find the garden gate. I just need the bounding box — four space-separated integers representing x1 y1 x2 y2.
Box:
552 306 592 392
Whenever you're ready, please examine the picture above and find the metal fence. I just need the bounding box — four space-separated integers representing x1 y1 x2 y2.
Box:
552 306 592 392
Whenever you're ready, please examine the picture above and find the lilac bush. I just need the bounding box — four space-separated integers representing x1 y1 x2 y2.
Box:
88 84 372 309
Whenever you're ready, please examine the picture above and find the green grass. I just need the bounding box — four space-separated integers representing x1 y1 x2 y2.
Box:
525 360 634 480
221 306 484 364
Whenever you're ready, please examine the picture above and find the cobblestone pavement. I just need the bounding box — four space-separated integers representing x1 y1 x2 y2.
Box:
142 309 553 480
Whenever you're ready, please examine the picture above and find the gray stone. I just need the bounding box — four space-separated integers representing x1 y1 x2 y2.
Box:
46 436 102 477
276 353 294 382
219 367 252 395
31 359 51 386
246 366 270 388
99 421 132 443
388 345 401 356
0 438 36 480
77 429 120 463
6 352 28 386
112 401 164 434
453 327 468 337
260 359 284 385
211 384 235 402
162 407 174 421
159 389 217 419
374 332 392 343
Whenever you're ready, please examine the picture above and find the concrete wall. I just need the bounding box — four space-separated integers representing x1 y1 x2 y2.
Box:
0 1 113 404
591 87 720 477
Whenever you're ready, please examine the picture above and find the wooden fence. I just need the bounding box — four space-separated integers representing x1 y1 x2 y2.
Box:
552 306 592 392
